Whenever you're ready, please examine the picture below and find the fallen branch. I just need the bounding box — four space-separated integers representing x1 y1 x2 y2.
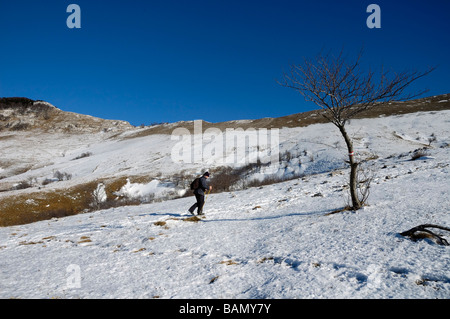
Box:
400 224 450 246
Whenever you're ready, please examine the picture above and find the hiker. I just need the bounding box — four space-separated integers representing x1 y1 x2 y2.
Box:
188 172 212 216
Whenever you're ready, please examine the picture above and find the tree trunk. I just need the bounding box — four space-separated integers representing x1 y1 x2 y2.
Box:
337 124 362 210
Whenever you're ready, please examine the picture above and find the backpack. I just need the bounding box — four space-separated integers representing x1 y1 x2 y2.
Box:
190 177 200 190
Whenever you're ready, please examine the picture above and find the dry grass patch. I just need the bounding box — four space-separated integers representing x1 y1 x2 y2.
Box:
19 240 44 246
121 94 450 140
78 236 92 244
0 175 158 227
153 221 167 227
0 182 96 227
42 236 56 241
219 260 239 266
183 216 202 223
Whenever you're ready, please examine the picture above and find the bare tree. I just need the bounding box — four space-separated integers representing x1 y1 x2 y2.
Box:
279 49 434 210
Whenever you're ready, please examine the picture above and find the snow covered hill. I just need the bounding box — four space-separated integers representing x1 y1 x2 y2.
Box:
0 96 449 298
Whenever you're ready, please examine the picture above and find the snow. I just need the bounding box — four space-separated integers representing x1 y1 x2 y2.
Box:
93 183 107 203
0 110 449 299
33 101 56 108
116 179 184 200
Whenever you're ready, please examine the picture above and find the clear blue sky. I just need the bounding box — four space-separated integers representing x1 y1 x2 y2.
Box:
1 0 449 126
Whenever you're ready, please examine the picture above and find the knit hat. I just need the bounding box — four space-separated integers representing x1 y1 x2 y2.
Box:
203 172 210 177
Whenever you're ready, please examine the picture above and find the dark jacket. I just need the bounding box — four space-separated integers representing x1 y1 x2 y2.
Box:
194 176 209 196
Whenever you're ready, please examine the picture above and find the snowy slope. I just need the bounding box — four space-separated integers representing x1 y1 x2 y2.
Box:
2 109 449 194
0 110 449 298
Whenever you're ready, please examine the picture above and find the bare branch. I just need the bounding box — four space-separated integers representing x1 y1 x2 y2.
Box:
400 224 450 246
278 50 435 126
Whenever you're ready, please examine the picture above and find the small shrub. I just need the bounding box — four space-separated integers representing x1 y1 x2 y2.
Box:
428 133 437 146
12 180 33 190
280 150 292 162
42 178 56 186
90 183 107 210
54 170 72 181
0 97 34 109
10 122 30 131
411 148 429 161
209 161 272 192
209 167 240 192
72 152 93 161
